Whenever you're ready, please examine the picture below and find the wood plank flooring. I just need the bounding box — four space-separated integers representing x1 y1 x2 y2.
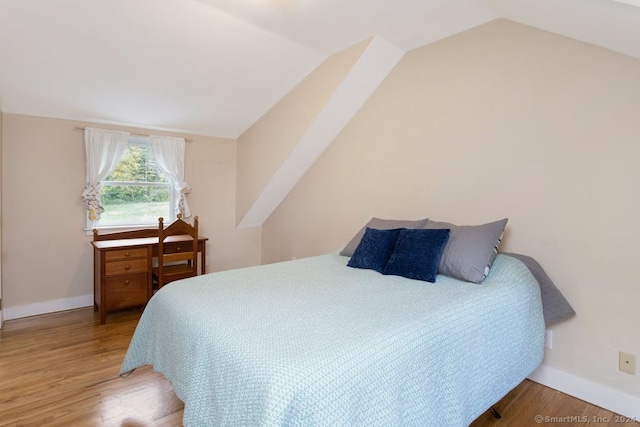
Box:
0 307 637 426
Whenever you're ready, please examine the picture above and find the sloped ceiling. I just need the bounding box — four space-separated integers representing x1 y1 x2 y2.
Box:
484 0 640 60
0 0 638 138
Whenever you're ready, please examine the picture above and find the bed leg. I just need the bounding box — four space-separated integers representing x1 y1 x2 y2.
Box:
119 369 135 378
490 406 502 419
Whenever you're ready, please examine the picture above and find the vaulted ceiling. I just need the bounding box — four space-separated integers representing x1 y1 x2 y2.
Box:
0 0 639 138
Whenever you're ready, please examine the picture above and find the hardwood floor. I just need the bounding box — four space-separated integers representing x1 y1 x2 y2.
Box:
0 308 183 426
0 307 637 427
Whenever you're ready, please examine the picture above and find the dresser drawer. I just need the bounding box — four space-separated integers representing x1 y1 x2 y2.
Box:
105 273 148 310
105 247 148 262
162 241 196 254
105 258 148 276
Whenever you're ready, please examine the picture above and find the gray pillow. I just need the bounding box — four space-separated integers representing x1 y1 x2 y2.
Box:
425 218 508 283
502 253 576 326
339 217 429 257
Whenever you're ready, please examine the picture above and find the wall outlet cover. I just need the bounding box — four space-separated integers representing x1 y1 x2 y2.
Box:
619 351 636 375
544 330 553 349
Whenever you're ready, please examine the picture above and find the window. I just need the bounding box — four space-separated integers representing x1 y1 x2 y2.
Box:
81 128 190 231
90 138 175 229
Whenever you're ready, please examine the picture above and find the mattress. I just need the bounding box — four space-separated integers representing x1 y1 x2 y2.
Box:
121 252 545 426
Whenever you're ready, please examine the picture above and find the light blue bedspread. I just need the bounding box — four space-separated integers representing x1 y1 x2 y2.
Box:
121 253 544 426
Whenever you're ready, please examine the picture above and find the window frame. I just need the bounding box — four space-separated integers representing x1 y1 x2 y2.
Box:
85 136 176 232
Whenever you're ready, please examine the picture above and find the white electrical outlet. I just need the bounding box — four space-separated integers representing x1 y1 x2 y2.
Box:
619 352 636 375
544 330 553 349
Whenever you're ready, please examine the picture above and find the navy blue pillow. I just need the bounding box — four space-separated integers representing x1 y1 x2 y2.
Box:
383 228 450 282
347 227 402 273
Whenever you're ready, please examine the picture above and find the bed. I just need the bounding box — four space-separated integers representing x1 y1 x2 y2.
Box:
120 251 546 426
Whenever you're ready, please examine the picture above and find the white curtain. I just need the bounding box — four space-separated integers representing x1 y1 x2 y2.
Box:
149 135 191 218
80 127 130 221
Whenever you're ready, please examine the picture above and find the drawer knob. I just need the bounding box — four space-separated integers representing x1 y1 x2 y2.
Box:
176 247 181 251
125 265 131 270
125 252 131 257
124 280 130 285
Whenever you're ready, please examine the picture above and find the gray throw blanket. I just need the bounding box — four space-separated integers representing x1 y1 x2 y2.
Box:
503 252 576 326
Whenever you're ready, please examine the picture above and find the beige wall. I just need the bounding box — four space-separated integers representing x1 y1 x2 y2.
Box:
236 39 369 226
262 20 640 399
0 112 3 325
0 113 260 316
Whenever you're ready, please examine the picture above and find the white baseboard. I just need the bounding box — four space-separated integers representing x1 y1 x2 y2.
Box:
3 295 93 321
529 364 640 420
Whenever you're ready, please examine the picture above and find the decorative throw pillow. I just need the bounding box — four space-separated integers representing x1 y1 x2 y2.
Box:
425 218 508 283
347 227 402 273
383 228 450 282
340 217 429 257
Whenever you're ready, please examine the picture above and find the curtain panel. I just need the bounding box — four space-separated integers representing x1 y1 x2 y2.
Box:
80 127 130 221
149 135 191 218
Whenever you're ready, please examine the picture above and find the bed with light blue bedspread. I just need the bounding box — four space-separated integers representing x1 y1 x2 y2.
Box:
121 253 544 426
